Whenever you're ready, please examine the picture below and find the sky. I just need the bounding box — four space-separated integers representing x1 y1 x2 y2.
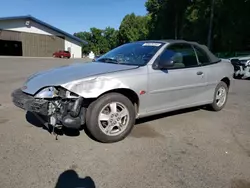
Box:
0 0 148 34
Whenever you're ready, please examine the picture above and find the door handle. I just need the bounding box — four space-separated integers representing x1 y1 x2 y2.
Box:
197 71 203 75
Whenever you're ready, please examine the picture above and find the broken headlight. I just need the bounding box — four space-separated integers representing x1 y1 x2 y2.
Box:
34 87 59 99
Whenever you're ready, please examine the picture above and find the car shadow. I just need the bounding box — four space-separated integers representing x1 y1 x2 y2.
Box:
25 111 44 128
54 169 96 188
136 106 202 125
26 106 204 141
25 111 82 137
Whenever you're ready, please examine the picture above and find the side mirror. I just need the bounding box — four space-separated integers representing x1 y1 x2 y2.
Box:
157 50 176 69
156 50 183 69
158 59 175 69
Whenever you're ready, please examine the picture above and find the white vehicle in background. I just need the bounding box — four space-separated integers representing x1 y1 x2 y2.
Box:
88 51 95 59
229 55 250 79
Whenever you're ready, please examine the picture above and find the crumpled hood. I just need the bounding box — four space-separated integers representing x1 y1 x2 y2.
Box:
22 62 137 95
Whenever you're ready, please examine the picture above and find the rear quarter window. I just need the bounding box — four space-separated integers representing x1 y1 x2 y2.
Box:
193 45 211 64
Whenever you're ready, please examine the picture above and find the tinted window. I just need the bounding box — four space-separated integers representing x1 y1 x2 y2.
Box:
193 45 210 64
158 43 198 68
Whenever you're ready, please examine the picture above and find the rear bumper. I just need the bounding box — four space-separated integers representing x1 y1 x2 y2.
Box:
11 89 49 116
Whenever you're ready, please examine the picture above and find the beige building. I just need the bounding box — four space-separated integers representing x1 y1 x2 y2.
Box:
0 15 87 58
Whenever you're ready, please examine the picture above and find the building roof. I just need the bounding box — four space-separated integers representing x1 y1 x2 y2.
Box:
0 15 88 44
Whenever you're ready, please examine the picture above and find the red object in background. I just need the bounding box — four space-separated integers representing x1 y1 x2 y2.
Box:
53 50 71 58
139 90 146 95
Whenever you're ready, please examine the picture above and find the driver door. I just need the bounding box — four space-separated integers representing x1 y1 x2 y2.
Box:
147 43 208 113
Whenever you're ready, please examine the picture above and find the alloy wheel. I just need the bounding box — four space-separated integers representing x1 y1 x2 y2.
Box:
98 102 130 136
216 86 227 107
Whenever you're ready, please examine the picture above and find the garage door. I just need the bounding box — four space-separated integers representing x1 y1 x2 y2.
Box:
0 40 22 56
21 32 64 57
0 30 22 56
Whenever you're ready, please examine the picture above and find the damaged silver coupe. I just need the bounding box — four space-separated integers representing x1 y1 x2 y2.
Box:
12 40 234 143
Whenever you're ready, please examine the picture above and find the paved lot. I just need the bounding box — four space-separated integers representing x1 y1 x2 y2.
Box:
0 57 250 188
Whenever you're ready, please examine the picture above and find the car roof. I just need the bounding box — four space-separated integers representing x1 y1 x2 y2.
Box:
135 39 221 63
136 39 202 45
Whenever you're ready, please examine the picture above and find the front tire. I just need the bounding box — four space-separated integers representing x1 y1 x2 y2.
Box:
86 93 136 143
208 81 228 111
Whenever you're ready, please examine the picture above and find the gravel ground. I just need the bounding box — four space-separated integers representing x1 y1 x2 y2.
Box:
0 57 250 188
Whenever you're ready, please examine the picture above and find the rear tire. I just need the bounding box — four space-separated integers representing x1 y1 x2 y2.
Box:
208 81 228 111
86 93 136 143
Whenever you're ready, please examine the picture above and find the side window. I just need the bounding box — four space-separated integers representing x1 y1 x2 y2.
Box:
162 43 198 68
193 45 210 64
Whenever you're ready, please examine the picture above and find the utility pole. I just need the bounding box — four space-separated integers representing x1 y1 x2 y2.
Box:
207 0 215 49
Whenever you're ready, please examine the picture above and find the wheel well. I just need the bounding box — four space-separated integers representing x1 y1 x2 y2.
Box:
99 89 140 113
221 77 230 88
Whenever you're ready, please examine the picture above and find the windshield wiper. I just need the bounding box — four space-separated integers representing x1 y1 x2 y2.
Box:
97 58 118 64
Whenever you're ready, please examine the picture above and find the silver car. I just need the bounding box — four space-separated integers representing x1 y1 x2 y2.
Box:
11 40 234 143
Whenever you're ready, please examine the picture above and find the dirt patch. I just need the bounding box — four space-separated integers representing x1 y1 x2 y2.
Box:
130 124 165 138
231 179 250 188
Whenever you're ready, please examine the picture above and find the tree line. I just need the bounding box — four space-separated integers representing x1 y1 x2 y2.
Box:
74 0 250 55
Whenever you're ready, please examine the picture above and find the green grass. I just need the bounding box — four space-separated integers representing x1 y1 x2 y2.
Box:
216 52 250 58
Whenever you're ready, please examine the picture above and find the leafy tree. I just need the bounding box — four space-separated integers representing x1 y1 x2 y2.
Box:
74 31 92 55
75 0 250 55
145 0 193 40
145 0 250 52
118 13 150 44
103 27 119 50
74 27 119 55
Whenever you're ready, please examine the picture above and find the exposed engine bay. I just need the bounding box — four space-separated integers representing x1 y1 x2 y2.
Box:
12 86 90 138
37 87 88 128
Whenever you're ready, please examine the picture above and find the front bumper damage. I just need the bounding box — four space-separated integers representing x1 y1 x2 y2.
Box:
11 89 86 132
12 89 49 115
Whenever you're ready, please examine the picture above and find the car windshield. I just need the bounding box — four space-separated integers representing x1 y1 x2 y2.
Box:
96 42 164 66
